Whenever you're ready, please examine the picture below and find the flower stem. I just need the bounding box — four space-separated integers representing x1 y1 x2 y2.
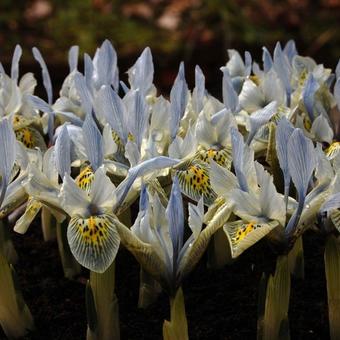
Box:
86 261 120 340
324 235 340 339
163 287 189 340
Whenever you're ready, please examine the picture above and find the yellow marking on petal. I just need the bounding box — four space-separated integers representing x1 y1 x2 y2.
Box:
75 166 94 192
12 114 33 129
326 142 340 159
224 220 279 258
16 128 34 148
232 223 256 243
298 69 308 87
0 195 27 218
68 213 120 272
128 132 135 142
15 127 46 150
14 197 42 234
249 75 260 86
176 161 216 205
78 215 110 247
112 130 125 155
303 115 312 131
196 148 232 168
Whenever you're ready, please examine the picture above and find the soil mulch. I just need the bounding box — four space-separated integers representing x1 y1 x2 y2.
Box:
0 223 329 339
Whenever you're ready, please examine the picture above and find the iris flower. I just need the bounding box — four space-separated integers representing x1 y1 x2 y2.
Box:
210 127 285 258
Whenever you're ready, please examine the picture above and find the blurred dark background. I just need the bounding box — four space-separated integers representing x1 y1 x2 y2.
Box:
1 0 340 97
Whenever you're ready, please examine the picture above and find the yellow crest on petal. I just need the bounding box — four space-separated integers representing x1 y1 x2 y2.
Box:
68 213 120 273
15 127 46 151
224 220 279 258
326 142 340 160
75 166 94 192
175 160 216 206
196 147 232 168
112 130 125 156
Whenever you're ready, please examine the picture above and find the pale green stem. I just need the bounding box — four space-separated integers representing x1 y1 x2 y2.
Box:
118 207 162 308
0 253 34 338
0 219 18 264
163 287 189 340
207 227 232 269
86 261 120 340
41 207 56 242
257 255 290 340
288 236 304 279
138 268 162 309
324 235 340 340
56 220 81 279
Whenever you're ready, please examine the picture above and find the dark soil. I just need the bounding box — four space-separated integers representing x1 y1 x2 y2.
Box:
0 224 329 340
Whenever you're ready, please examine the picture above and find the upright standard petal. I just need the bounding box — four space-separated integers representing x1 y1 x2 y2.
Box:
283 40 298 64
273 42 292 105
303 73 320 121
124 89 149 150
90 167 116 211
0 118 17 204
170 63 188 139
286 129 316 234
92 40 118 90
82 113 104 171
231 128 248 192
11 45 22 83
288 129 316 200
166 177 184 270
32 47 53 104
68 45 79 72
262 47 273 73
128 47 154 95
74 72 93 116
94 85 127 143
55 124 71 178
276 117 294 205
59 173 90 217
221 67 238 113
192 65 205 114
246 101 277 144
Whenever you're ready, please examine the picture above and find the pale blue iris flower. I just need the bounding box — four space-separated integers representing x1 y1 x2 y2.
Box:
210 127 285 258
116 177 208 294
